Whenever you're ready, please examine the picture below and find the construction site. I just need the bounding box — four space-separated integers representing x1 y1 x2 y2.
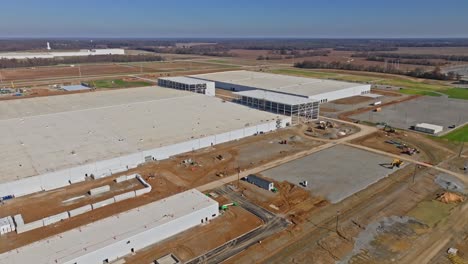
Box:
0 66 467 264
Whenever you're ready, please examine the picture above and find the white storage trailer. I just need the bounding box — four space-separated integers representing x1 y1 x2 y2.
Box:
414 123 443 134
88 185 110 196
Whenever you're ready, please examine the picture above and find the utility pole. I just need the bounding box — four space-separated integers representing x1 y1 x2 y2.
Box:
335 210 340 233
412 164 419 184
237 165 241 188
459 138 465 157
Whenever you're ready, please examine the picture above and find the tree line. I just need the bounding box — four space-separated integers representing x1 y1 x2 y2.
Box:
294 60 462 81
0 55 164 69
364 56 448 66
352 52 468 62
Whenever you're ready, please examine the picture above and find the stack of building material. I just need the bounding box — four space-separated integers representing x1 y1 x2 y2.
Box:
89 185 110 196
16 219 44 234
92 198 115 209
113 191 136 202
42 212 69 226
0 216 15 235
68 204 93 217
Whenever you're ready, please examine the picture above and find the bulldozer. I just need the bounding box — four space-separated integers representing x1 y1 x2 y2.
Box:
391 159 404 169
384 125 396 133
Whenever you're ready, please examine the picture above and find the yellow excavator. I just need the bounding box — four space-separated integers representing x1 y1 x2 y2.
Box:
391 159 404 169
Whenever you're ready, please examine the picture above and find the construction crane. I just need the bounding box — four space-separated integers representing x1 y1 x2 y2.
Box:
391 159 404 169
219 202 238 210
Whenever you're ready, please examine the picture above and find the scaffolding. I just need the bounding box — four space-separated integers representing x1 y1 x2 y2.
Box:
235 91 319 123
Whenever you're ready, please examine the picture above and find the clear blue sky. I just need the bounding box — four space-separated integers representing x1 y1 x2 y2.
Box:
0 0 467 38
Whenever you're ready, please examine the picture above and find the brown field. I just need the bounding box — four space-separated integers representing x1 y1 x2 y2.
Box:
0 64 141 82
0 61 233 83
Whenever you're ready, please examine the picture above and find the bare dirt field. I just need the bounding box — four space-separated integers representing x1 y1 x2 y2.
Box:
351 130 455 165
0 64 142 82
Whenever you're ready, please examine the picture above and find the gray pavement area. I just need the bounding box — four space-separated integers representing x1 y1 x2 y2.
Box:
350 96 468 133
261 145 398 203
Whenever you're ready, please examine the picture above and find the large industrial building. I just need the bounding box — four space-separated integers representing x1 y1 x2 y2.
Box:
0 189 219 264
158 76 215 96
0 87 290 198
191 70 371 103
235 90 319 121
0 49 125 59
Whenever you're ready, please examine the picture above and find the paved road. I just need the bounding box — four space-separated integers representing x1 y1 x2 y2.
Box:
186 186 289 264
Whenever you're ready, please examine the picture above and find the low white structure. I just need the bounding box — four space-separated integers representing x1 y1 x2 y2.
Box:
0 87 289 198
158 76 215 96
0 189 219 264
0 49 125 59
414 123 443 134
61 84 91 92
192 70 371 103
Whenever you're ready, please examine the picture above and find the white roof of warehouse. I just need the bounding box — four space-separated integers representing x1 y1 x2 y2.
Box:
0 189 217 264
415 123 444 130
235 90 317 105
159 76 213 85
0 87 280 184
191 70 369 97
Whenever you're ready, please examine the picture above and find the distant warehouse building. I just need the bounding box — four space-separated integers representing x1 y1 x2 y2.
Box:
414 123 443 135
158 76 215 96
0 189 218 264
191 70 371 103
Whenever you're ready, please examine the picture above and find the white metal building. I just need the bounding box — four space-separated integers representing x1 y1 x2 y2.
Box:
0 87 290 198
0 49 125 60
158 76 215 96
414 123 444 134
191 70 371 103
0 189 219 264
234 90 319 121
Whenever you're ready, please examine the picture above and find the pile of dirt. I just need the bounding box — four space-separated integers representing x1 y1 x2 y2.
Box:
436 192 465 203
